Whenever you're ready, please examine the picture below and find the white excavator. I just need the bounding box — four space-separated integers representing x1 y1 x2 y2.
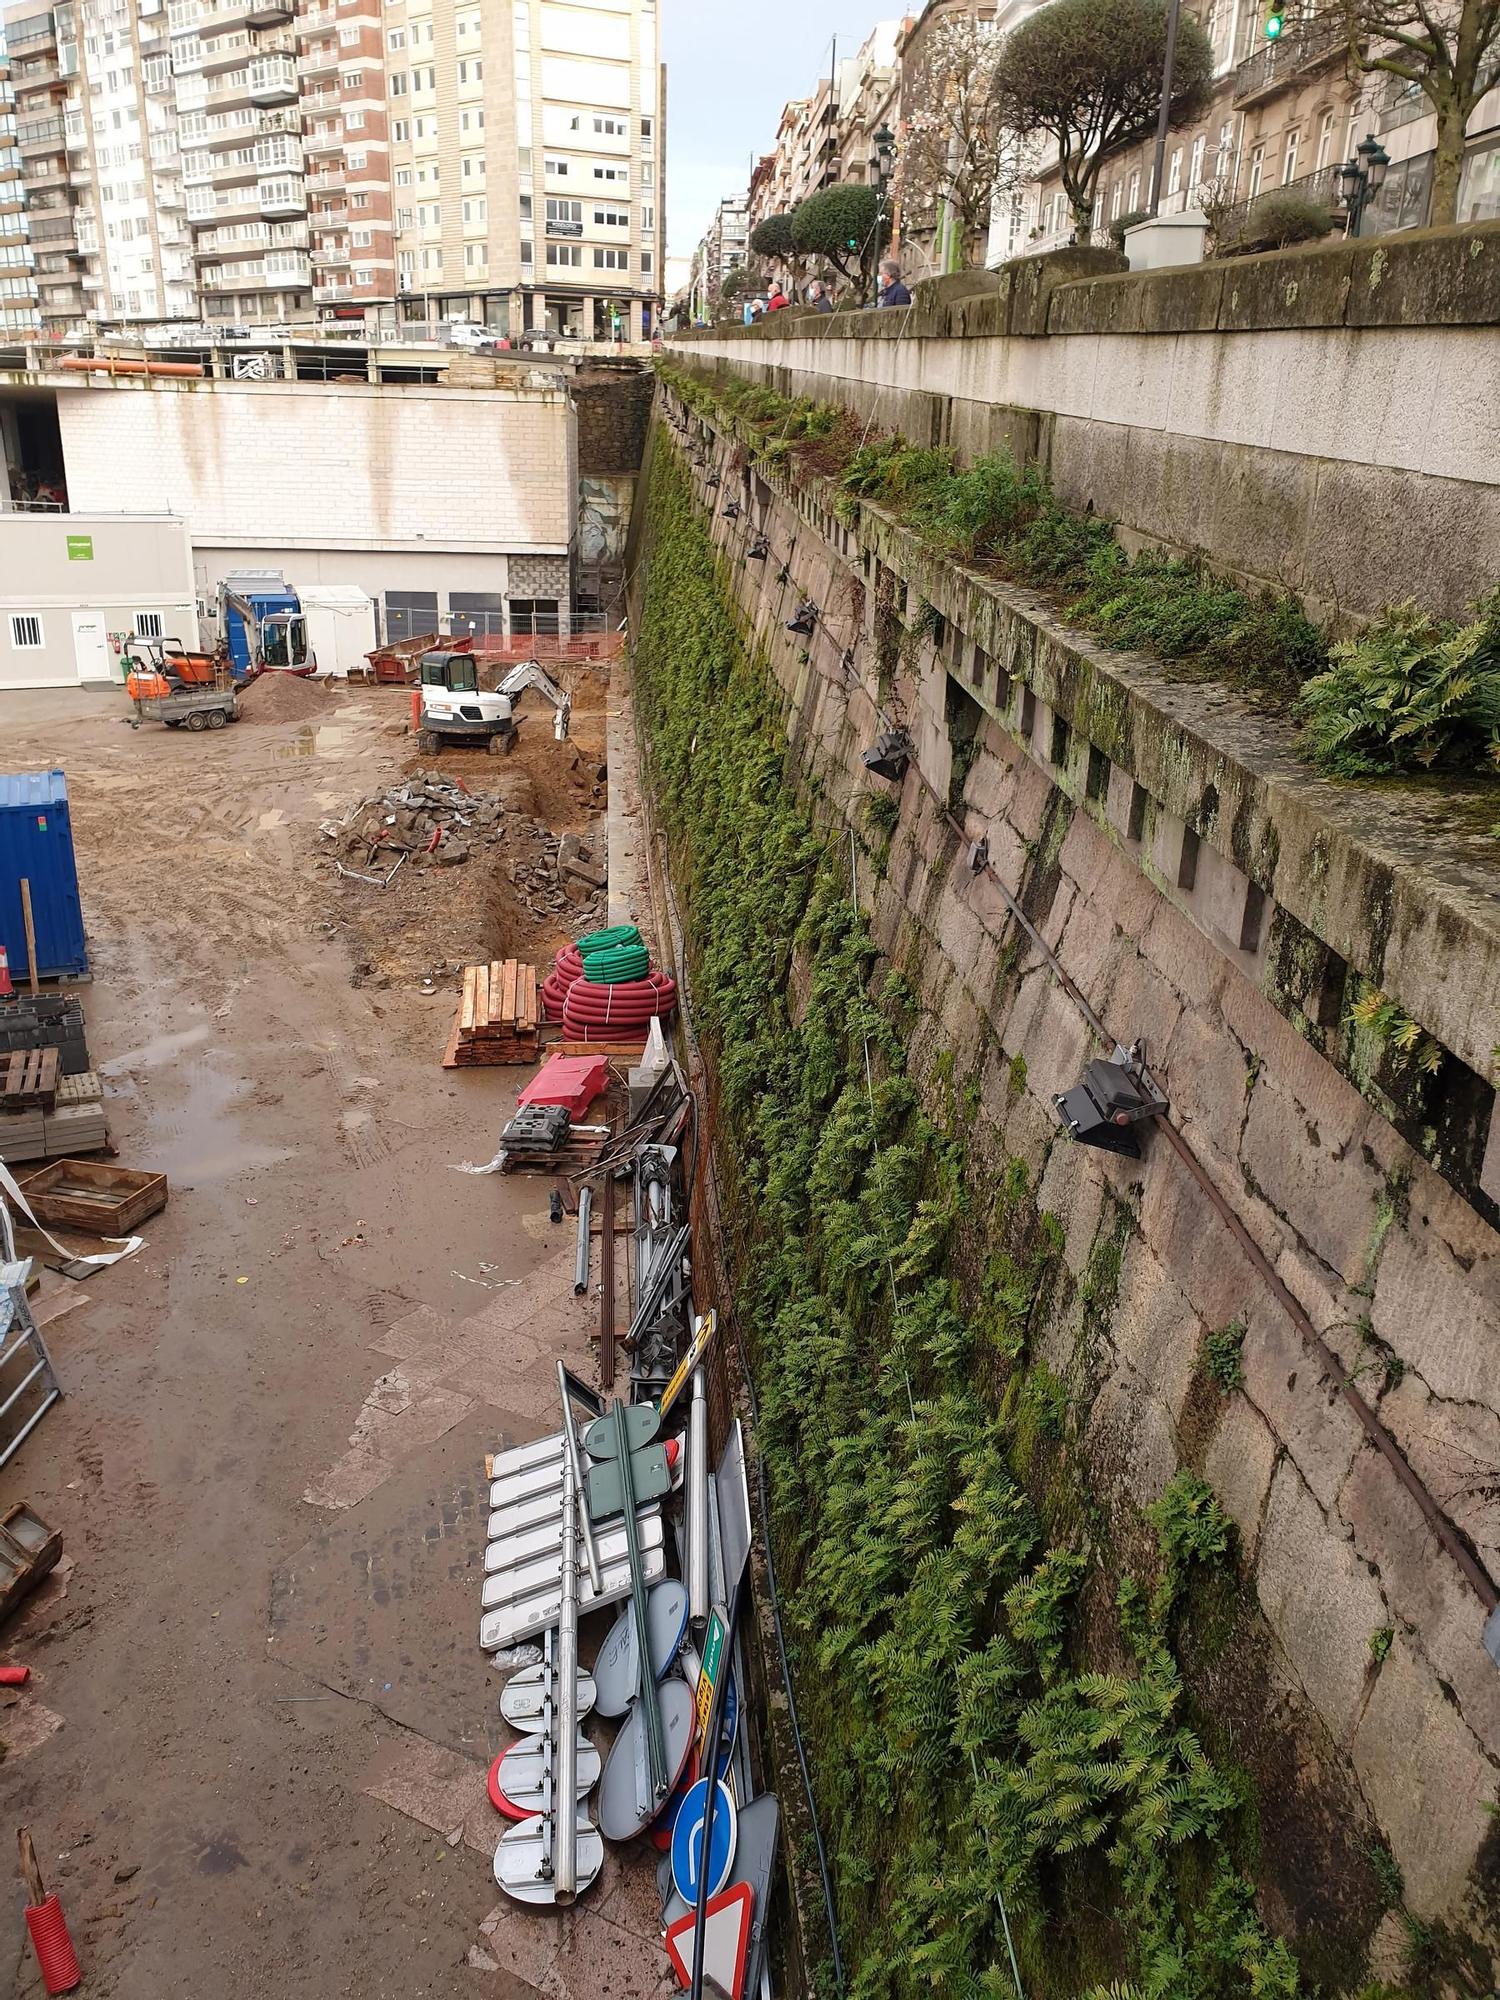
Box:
414 650 572 755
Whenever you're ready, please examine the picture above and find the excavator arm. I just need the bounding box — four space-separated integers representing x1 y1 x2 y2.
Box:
497 659 572 741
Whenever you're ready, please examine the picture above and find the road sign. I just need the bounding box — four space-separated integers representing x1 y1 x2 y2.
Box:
598 1678 696 1841
595 1578 689 1717
663 1881 753 1996
671 1777 737 1905
692 1603 728 1758
658 1309 716 1420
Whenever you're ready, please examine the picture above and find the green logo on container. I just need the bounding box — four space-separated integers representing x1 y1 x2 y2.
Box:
66 534 94 561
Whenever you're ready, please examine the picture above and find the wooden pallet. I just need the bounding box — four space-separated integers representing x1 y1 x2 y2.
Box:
0 1046 59 1112
442 959 542 1069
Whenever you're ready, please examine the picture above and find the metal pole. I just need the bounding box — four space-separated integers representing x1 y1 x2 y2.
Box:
556 1455 579 1902
614 1399 667 1797
688 1369 709 1626
573 1184 592 1296
1147 0 1184 218
557 1361 603 1596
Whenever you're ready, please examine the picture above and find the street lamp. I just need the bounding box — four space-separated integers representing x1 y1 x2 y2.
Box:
1339 132 1391 237
869 122 896 298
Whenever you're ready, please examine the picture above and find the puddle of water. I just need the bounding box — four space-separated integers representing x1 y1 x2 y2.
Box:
137 1055 293 1184
272 725 356 762
100 1023 213 1077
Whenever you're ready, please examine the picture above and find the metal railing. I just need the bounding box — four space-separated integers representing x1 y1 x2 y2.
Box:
1233 13 1344 103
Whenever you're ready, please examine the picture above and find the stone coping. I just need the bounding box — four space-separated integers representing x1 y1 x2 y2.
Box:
671 219 1500 346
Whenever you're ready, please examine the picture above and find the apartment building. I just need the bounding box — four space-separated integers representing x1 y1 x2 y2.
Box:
688 188 746 314
1014 1 1500 257
377 0 664 342
298 0 393 315
741 22 901 242
0 14 43 335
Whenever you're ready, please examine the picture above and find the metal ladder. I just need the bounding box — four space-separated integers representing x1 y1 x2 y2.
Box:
0 1197 63 1470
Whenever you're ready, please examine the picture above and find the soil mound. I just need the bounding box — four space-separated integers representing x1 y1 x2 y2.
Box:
240 671 331 724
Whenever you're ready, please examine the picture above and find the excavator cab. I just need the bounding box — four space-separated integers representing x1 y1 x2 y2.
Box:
420 649 480 694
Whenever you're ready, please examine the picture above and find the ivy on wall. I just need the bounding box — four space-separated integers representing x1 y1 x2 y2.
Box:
633 431 1301 2000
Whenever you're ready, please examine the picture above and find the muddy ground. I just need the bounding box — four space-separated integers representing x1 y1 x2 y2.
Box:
0 677 670 1998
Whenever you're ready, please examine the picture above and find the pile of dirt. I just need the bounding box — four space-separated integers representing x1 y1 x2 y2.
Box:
239 671 333 724
322 770 509 876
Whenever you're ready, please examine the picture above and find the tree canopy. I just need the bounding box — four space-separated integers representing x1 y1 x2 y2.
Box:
990 0 1214 241
790 183 882 282
1336 0 1500 224
892 13 1016 260
748 213 797 260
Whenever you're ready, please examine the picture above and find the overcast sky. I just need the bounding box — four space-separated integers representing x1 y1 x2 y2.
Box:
662 2 888 270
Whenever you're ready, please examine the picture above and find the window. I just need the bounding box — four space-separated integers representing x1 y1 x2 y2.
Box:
593 246 627 270
356 270 373 286
593 114 626 136
1315 109 1336 171
397 205 413 228
464 242 485 268
462 108 486 131
352 192 368 209
412 64 435 90
1167 146 1182 196
389 70 406 94
462 197 486 223
639 250 652 275
134 611 164 639
464 155 486 180
519 192 531 218
593 164 627 183
1110 180 1123 220
1282 127 1300 184
544 155 568 176
392 117 409 141
546 243 581 266
639 162 652 188
520 238 533 264
640 116 653 144
546 197 581 222
457 58 482 82
593 206 628 227
1247 143 1264 198
10 615 43 650
396 167 413 187
345 109 364 129
351 226 371 246
641 203 654 234
342 69 362 89
1188 133 1206 191
338 26 358 46
387 27 405 49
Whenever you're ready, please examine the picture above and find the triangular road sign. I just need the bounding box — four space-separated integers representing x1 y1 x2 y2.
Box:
663 1881 753 1996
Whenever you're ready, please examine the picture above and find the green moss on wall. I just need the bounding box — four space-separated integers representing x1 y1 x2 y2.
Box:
632 425 1305 2000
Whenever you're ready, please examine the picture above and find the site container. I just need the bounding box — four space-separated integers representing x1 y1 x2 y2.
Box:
0 771 89 982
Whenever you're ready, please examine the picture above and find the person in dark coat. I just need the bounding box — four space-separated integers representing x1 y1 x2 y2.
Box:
877 258 912 307
808 279 835 313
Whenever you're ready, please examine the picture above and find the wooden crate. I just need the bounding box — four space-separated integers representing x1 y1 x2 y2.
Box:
443 959 542 1068
1 1047 59 1112
18 1158 168 1233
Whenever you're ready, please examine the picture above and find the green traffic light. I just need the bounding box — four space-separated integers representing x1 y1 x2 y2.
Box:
1264 7 1284 35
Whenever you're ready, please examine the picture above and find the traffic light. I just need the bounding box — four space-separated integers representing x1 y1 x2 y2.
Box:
1263 6 1285 36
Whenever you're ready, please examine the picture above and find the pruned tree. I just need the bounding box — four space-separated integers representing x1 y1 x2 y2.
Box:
990 0 1215 242
1337 0 1500 225
892 12 1016 264
790 184 881 285
748 213 797 260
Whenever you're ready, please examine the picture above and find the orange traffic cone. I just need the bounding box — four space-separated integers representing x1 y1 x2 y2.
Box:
0 944 13 998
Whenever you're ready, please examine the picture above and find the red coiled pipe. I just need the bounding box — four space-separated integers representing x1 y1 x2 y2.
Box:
561 973 678 1037
26 1896 81 1994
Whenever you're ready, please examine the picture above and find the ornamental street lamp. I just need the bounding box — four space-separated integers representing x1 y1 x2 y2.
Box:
1339 132 1390 237
869 121 896 285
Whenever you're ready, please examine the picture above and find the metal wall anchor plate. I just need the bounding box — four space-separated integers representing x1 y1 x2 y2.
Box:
490 1731 601 1818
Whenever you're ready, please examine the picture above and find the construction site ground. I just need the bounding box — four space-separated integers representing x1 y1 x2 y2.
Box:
0 676 669 1998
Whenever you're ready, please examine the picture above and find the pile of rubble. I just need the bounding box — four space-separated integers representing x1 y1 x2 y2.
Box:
320 771 506 880
508 829 607 923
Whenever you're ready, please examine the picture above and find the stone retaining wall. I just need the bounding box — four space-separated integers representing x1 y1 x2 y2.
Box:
670 223 1500 625
650 376 1500 1977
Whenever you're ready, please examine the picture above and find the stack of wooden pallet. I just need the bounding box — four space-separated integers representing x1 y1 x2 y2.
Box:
0 1063 108 1164
443 960 542 1068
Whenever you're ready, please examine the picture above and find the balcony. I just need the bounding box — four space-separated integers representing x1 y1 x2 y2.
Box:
306 166 344 191
248 55 296 102
298 42 338 76
303 122 343 154
311 200 347 223
312 279 351 300
29 216 76 246
202 32 254 73
258 178 303 214
246 0 294 23
311 242 348 264
18 114 65 154
5 18 59 54
254 136 301 172
1233 14 1344 105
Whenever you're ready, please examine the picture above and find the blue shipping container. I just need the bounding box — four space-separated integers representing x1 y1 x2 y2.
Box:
0 771 89 981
